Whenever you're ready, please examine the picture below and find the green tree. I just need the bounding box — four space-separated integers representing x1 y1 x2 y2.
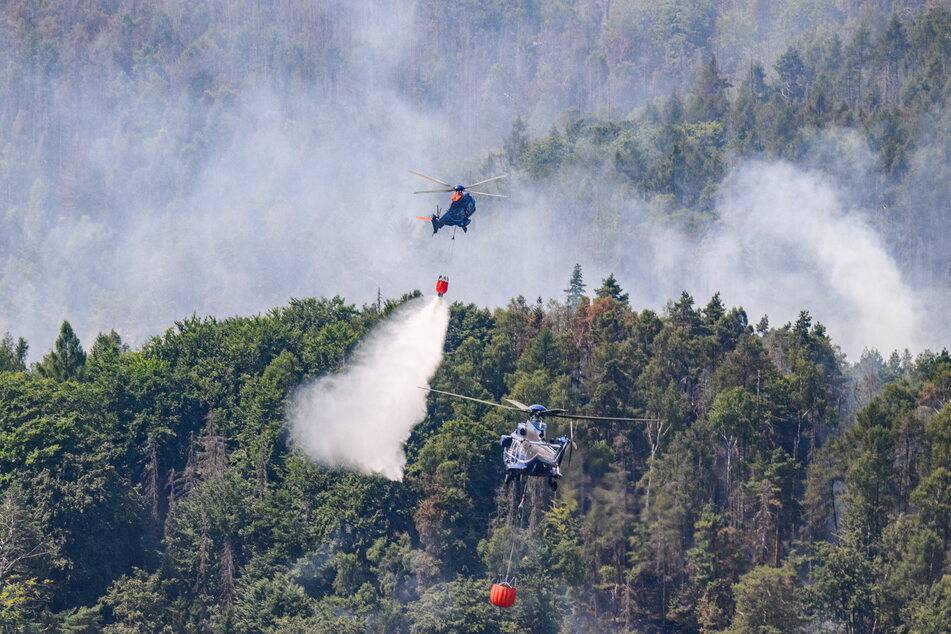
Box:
728 562 803 633
744 449 799 567
0 333 28 372
924 405 951 475
908 574 951 634
99 568 179 633
687 55 730 122
774 47 808 103
876 515 943 629
564 263 586 309
709 386 757 501
0 484 57 624
405 576 501 634
672 503 738 630
807 531 878 634
37 321 87 382
912 467 951 546
405 419 500 577
730 62 767 154
229 572 315 633
595 273 629 307
503 116 530 167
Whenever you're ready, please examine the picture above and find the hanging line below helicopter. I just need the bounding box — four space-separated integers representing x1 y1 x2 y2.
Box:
502 484 527 583
490 481 526 608
436 226 456 297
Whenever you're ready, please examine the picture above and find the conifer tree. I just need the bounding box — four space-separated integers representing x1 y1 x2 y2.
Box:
0 332 27 372
595 273 629 307
503 116 530 166
564 263 586 309
37 320 86 381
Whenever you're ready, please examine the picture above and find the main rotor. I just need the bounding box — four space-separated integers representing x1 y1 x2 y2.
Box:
420 387 658 423
409 170 508 198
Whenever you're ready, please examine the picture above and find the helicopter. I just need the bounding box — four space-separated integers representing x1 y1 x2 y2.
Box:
422 388 656 491
410 170 507 234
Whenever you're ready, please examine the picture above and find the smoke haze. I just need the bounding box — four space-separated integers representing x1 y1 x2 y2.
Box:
0 2 947 365
288 296 449 480
697 162 923 357
2 96 938 363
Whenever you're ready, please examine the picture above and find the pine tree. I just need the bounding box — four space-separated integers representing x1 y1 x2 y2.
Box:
254 436 270 501
564 263 586 309
37 320 86 381
0 332 27 372
219 537 235 607
595 273 629 307
145 438 161 525
503 116 530 166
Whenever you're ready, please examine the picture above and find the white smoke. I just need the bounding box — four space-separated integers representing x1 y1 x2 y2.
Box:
287 296 449 480
696 161 923 357
426 158 927 361
1 3 944 366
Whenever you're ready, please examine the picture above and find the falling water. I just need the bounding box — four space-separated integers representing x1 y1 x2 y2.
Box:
288 295 450 480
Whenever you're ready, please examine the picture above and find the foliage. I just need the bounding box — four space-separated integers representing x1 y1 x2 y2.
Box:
36 321 86 382
2 2 951 629
0 333 28 373
0 286 945 629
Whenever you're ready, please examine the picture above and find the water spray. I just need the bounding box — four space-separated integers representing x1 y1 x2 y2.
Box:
288 295 450 480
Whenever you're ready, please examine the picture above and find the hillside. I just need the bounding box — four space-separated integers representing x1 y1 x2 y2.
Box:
2 1 951 631
1 286 950 631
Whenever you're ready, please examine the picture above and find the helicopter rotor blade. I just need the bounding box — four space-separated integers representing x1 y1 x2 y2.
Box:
504 398 532 412
409 170 453 188
421 387 521 411
413 189 454 194
551 412 660 422
503 399 568 417
466 190 508 198
464 174 508 189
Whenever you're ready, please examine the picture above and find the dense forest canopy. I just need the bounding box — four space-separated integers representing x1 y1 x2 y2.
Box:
2 0 951 631
1 286 950 631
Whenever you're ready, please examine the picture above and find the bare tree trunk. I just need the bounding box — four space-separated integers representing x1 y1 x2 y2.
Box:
145 439 161 525
644 417 668 512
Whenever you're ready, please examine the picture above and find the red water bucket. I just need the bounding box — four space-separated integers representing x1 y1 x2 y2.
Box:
436 275 449 296
490 582 516 608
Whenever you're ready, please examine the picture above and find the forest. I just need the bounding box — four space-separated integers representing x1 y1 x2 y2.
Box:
2 284 950 632
2 0 951 632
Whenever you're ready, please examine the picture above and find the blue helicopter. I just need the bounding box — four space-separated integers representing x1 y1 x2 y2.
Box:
409 170 507 234
423 388 654 491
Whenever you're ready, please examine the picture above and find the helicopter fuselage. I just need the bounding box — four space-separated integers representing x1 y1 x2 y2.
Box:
433 193 475 231
500 417 569 482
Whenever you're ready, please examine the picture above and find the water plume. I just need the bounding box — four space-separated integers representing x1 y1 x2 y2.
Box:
288 296 449 480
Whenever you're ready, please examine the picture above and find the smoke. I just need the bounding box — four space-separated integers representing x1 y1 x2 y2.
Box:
698 161 923 357
0 2 481 360
423 156 928 361
287 296 449 480
0 3 946 366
